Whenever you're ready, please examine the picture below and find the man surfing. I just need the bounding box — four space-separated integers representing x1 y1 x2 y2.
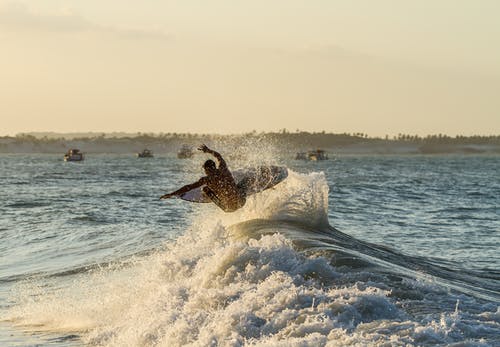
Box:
160 144 247 212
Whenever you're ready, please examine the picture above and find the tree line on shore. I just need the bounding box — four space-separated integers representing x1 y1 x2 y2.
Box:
4 131 500 147
1 131 499 155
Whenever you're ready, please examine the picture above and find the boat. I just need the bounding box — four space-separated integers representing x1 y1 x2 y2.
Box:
177 145 194 159
308 149 328 161
64 149 84 162
137 149 154 158
295 152 307 160
295 149 329 161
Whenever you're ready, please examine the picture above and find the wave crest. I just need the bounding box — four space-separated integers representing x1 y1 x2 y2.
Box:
6 171 499 346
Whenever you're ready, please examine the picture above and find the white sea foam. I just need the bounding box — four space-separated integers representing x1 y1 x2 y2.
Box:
6 171 499 346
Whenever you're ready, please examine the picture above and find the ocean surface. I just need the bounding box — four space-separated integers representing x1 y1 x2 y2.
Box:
0 151 499 346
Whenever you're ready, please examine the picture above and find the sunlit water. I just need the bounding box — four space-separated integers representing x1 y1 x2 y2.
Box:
0 153 499 346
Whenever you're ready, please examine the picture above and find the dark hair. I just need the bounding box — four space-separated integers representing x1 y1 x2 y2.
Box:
203 159 216 170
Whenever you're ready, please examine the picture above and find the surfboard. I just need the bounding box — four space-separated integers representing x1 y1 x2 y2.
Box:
178 166 288 203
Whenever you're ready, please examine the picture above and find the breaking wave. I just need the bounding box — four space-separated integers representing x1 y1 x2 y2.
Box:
5 171 500 346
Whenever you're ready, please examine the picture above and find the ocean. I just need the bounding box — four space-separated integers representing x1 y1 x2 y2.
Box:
0 151 499 346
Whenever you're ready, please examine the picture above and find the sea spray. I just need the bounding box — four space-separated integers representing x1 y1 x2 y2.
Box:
5 170 500 346
212 170 330 230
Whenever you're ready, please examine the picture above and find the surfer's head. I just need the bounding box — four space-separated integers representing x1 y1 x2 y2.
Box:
203 159 217 174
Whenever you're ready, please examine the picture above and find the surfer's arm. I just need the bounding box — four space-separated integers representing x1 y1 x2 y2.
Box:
160 177 207 199
198 144 227 169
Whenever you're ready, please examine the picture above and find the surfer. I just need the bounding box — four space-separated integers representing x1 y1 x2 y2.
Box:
160 144 247 212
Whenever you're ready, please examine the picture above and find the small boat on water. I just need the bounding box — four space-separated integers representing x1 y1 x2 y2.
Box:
137 149 154 158
308 149 328 161
177 144 194 159
64 149 84 162
295 149 329 161
295 152 308 160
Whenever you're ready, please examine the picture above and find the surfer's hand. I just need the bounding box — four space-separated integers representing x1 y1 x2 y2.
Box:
198 144 209 153
160 193 173 200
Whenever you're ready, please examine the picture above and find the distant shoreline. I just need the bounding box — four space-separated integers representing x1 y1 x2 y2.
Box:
1 132 499 155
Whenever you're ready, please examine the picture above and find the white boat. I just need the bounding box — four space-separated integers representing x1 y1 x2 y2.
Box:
177 145 194 159
295 149 328 161
64 149 84 161
308 149 328 161
295 152 307 160
137 149 154 158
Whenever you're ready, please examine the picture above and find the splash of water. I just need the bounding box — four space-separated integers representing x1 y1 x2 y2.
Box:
5 170 499 346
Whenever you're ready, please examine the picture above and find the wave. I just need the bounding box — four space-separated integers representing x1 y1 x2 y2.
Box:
5 201 50 209
4 171 500 346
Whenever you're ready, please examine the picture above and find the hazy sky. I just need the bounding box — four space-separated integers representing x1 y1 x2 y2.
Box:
1 0 499 136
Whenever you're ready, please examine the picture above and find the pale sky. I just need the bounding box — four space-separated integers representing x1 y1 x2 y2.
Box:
1 0 499 136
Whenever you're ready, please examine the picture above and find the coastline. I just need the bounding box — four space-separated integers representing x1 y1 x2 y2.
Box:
1 134 499 155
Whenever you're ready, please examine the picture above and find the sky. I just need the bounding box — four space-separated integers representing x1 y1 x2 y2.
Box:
1 0 499 136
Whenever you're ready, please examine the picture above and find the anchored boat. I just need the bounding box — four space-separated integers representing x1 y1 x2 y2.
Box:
137 149 154 158
64 149 84 162
177 145 194 159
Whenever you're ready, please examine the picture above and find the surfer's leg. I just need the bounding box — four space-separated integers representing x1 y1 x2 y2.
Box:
236 177 251 207
202 186 227 211
237 195 246 209
236 176 252 197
